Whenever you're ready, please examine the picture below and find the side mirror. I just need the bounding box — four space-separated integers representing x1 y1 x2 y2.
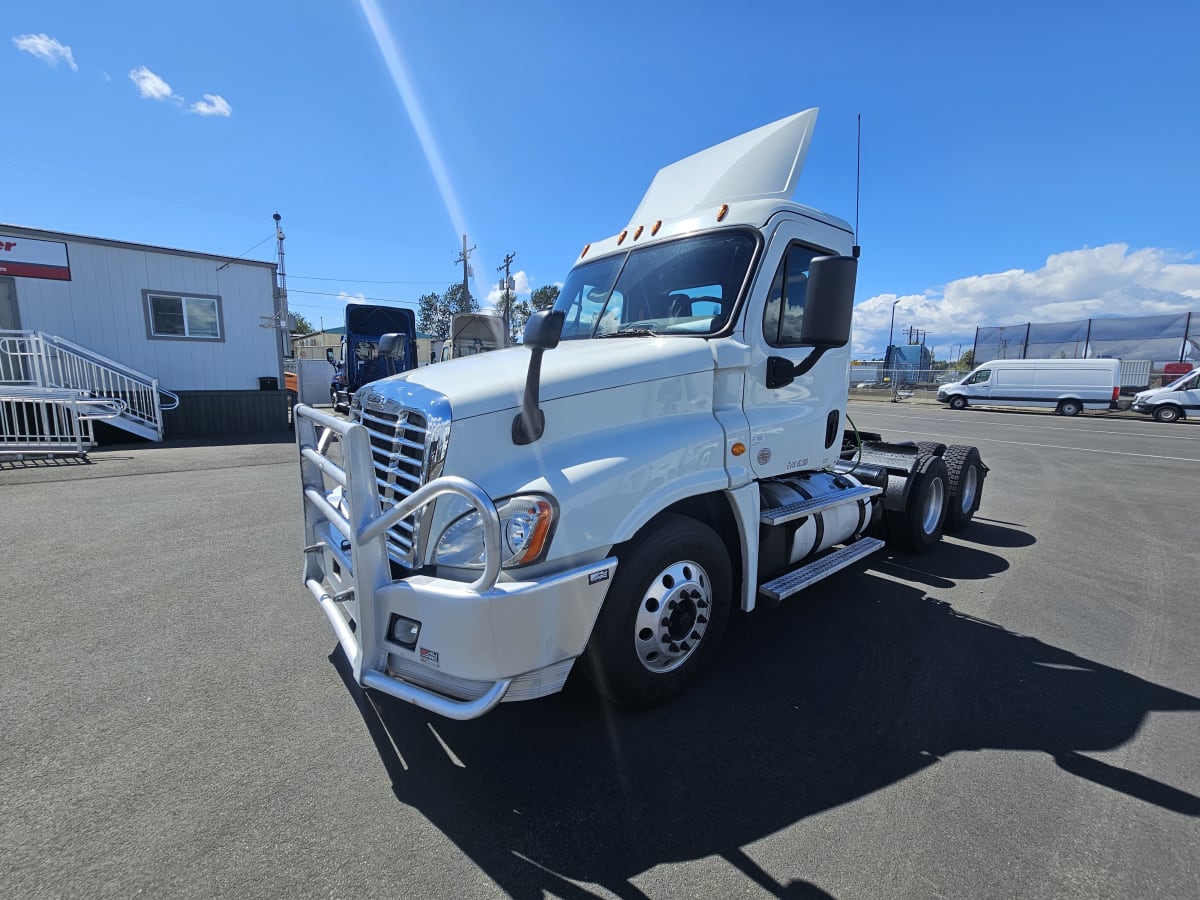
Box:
378 333 406 359
513 310 566 445
765 255 857 389
325 347 336 365
522 309 565 351
798 255 857 348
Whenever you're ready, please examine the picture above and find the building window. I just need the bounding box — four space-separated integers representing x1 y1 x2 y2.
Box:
142 290 224 341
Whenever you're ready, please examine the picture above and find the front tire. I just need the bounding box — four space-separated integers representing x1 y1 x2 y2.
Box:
948 395 968 411
1153 405 1182 423
584 514 732 708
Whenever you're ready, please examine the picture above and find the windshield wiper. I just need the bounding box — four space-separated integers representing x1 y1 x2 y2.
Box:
597 327 657 338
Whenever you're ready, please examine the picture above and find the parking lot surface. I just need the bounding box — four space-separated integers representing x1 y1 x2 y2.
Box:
2 403 1198 899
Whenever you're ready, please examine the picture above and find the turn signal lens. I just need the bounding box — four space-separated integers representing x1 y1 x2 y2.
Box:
731 442 746 457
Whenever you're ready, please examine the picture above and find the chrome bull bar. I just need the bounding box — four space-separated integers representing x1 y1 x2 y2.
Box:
295 403 511 719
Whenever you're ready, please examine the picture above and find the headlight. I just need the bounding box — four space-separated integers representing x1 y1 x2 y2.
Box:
432 494 557 569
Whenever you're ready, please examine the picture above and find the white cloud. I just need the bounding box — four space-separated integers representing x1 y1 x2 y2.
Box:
102 71 111 82
337 291 369 305
190 93 232 117
12 33 78 71
129 65 177 101
852 244 1200 360
484 269 533 307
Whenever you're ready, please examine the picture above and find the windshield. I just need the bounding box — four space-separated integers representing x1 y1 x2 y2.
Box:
553 231 759 339
1163 369 1198 390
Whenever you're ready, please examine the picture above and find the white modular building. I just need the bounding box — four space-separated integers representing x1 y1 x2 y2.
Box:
1 223 287 438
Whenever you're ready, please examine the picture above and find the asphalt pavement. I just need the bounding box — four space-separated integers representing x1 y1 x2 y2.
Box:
1 402 1197 899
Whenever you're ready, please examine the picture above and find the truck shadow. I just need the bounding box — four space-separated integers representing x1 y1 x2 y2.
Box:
332 556 1199 898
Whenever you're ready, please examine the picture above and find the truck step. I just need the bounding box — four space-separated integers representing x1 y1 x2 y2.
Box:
758 537 885 603
759 485 882 526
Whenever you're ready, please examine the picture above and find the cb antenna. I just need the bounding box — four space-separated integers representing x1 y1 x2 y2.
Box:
853 113 862 260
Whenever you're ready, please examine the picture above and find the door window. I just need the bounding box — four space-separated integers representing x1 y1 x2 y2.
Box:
762 244 819 346
963 368 991 385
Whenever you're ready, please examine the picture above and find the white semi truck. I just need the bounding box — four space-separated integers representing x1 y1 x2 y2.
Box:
294 109 988 718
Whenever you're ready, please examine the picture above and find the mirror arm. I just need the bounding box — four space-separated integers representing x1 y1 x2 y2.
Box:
512 348 548 445
792 347 828 379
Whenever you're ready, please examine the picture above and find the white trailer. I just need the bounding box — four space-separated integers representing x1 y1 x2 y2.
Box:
294 109 988 717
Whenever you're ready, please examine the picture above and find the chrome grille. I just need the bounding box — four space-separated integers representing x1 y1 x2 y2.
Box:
356 405 429 566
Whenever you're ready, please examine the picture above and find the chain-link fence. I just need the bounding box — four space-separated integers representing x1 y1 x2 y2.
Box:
973 312 1198 368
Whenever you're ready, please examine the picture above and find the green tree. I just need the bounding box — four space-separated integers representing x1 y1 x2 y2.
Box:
957 349 975 370
530 284 560 312
418 284 482 340
291 313 315 335
511 284 561 338
417 290 449 340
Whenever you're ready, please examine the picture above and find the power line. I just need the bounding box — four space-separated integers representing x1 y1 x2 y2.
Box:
287 287 419 307
289 274 447 285
217 234 275 270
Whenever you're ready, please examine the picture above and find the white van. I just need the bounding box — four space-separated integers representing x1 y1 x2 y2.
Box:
937 358 1121 416
1130 367 1200 423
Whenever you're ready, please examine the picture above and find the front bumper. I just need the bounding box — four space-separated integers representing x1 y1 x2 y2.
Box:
296 404 615 719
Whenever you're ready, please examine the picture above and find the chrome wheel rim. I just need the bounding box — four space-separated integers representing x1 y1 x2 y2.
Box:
959 466 978 514
921 478 945 534
633 559 712 674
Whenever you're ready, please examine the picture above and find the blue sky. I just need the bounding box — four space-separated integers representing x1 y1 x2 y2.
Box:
5 0 1198 360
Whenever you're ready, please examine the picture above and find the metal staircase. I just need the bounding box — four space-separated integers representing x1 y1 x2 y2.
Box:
0 330 179 457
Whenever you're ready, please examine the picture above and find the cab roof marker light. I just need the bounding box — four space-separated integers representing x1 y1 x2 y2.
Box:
633 225 644 240
717 204 729 222
581 243 590 257
617 229 628 245
651 220 662 236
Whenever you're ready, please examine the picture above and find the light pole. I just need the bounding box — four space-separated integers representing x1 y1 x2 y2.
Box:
887 299 901 390
888 298 901 352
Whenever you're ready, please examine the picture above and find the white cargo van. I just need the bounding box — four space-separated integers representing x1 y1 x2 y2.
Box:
937 358 1121 416
1130 367 1200 422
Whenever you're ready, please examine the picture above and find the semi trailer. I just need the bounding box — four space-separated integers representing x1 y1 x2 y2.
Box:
294 109 989 718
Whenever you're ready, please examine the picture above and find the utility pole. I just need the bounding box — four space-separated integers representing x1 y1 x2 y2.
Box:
498 251 516 340
455 235 476 309
263 211 292 357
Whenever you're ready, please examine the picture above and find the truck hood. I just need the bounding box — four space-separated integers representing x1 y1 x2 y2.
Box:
379 338 716 420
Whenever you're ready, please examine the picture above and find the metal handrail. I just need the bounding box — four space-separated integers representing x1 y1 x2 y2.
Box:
0 330 173 439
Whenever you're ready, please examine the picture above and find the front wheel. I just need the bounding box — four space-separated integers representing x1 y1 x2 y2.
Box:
948 395 968 411
1153 405 1182 423
584 514 732 708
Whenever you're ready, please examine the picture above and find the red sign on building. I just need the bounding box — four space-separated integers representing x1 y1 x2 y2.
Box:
0 235 72 281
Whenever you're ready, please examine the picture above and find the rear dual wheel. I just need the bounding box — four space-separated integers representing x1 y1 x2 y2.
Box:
942 445 985 531
885 453 948 553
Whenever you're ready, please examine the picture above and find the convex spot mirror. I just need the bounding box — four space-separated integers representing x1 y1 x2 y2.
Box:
377 333 408 360
798 255 857 349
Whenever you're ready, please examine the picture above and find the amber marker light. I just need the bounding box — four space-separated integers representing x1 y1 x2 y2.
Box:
617 229 628 245
717 204 729 222
634 225 644 240
731 442 746 456
580 243 590 257
651 220 662 236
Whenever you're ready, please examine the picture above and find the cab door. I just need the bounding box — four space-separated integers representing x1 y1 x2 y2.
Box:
742 221 848 478
962 367 993 399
